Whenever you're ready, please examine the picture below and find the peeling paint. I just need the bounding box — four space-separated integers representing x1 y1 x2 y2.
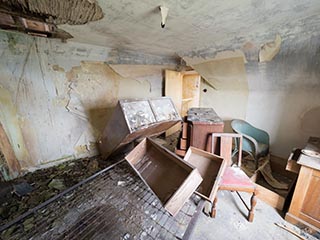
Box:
259 35 282 62
52 64 65 72
0 32 173 173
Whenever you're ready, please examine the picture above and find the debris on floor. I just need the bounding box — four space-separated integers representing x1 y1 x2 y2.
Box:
0 160 200 239
0 156 111 227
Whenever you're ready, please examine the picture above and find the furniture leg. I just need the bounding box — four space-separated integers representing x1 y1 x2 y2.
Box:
211 197 218 218
248 191 257 222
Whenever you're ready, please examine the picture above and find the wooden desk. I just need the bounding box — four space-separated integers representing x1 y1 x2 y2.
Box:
285 137 320 232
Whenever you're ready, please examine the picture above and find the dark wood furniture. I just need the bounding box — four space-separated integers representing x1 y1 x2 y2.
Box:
211 133 257 222
285 137 320 232
125 137 202 216
187 108 224 152
99 98 181 158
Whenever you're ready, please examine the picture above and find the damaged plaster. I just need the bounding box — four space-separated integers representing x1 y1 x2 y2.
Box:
57 0 320 59
0 31 175 173
259 35 282 62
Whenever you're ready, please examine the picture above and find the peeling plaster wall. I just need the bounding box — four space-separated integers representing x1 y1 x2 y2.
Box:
194 56 249 132
245 36 320 158
0 31 175 173
198 36 320 158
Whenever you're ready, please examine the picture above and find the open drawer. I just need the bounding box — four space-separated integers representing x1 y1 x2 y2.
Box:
125 138 202 216
183 147 227 203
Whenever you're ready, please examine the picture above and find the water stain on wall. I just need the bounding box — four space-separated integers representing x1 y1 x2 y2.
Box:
0 85 30 172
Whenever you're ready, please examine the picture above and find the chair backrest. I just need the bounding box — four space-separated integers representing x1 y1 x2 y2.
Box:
231 119 269 145
211 133 242 166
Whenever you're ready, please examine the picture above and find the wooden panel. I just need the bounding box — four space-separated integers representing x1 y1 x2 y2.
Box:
184 147 226 202
181 74 200 117
301 170 320 220
125 138 202 216
165 70 183 136
286 165 320 231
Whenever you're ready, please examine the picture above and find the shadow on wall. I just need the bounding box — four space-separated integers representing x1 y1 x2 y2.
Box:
301 106 320 136
87 107 116 141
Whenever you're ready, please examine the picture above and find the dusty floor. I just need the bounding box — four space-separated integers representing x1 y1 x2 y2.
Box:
0 155 114 227
0 133 319 240
189 190 319 240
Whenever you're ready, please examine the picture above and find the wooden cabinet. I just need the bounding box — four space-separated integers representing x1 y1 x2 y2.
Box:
187 108 224 152
285 137 320 232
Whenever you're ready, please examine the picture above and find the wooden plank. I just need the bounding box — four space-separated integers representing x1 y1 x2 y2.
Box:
180 138 187 150
255 183 285 210
181 74 200 117
165 70 183 136
125 138 202 216
165 169 203 215
182 121 188 139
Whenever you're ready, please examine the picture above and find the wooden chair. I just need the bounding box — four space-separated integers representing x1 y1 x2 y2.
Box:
211 133 257 222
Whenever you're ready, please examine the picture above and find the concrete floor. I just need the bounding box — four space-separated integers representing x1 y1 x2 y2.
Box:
189 190 317 240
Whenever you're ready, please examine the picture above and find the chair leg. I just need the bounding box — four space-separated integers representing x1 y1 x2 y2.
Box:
211 197 218 218
248 191 257 222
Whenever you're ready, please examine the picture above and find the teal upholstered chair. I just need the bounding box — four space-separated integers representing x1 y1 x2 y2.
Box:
231 119 269 169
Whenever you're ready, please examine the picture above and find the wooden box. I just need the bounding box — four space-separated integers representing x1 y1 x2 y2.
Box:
99 97 181 158
184 147 227 203
250 155 297 211
125 138 203 216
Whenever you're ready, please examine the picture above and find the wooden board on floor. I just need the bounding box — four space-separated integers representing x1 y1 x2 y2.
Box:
250 155 297 211
125 138 203 216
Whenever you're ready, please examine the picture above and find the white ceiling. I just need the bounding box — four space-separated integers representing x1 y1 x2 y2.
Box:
60 0 320 58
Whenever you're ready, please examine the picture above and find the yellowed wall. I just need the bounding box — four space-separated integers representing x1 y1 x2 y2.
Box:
0 32 174 174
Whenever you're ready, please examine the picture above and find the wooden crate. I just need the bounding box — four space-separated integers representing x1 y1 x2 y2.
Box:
184 147 227 203
251 155 297 211
125 138 203 216
99 97 181 158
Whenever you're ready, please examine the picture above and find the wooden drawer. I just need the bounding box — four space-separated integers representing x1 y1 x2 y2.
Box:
286 149 301 174
250 155 297 211
184 147 227 203
125 138 202 216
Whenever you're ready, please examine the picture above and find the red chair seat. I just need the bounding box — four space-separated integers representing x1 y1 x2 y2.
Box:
220 166 254 189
